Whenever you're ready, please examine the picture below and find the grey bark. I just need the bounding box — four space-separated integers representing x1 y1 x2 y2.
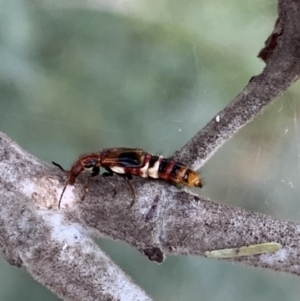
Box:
1 0 300 300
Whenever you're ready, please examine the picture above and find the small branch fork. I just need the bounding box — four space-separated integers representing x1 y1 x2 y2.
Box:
1 0 300 300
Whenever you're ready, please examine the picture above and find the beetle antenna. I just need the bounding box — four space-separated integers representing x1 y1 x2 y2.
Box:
52 161 70 209
52 161 66 172
58 179 69 209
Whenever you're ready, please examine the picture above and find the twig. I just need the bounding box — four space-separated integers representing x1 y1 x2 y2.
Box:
174 0 300 170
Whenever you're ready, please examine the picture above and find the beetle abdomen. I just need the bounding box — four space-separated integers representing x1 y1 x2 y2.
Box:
121 153 202 188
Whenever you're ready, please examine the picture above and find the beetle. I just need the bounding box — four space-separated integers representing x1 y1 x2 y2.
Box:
52 148 202 208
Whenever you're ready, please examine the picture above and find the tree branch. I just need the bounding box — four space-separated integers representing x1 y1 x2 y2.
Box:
174 0 300 169
1 124 300 279
1 0 300 299
0 133 152 301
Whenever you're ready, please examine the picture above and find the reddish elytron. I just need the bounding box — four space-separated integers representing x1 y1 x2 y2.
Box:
52 148 202 208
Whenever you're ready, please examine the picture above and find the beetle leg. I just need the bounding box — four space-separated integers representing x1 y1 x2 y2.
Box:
102 169 117 198
125 176 136 208
101 169 135 206
81 166 100 200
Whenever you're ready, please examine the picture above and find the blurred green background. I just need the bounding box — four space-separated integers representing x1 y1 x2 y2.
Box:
1 0 300 300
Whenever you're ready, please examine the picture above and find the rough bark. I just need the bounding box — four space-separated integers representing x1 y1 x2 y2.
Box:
1 0 300 300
